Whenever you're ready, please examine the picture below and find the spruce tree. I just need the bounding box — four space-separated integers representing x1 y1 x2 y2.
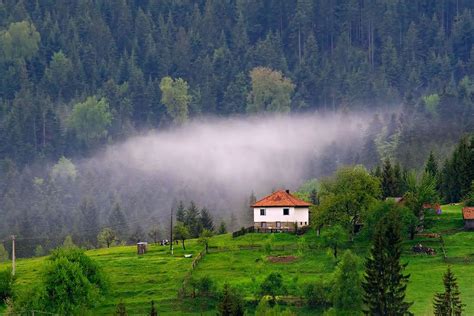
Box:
175 201 186 223
433 267 464 316
109 202 129 241
200 208 214 231
425 151 438 176
218 221 227 234
309 188 319 205
218 283 244 316
185 201 200 237
382 158 396 198
362 211 412 315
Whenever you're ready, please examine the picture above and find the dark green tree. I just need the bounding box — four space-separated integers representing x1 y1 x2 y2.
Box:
218 221 227 234
382 158 397 198
259 272 287 305
200 208 214 231
109 202 128 241
433 266 464 316
425 151 438 177
362 211 412 315
175 201 186 223
217 283 245 316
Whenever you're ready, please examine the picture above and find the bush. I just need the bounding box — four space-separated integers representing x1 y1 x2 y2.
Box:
197 275 215 296
48 247 108 292
43 257 99 314
0 268 14 301
260 272 287 305
304 280 331 309
17 247 108 314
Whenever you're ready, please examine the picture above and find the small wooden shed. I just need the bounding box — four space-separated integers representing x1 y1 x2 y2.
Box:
137 242 148 255
462 207 474 230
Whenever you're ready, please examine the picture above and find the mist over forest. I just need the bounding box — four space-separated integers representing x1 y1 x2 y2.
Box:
0 0 474 256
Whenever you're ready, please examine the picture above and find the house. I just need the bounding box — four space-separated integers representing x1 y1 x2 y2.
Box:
462 207 474 230
252 189 312 232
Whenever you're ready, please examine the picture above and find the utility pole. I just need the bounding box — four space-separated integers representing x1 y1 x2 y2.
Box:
170 207 174 255
11 235 15 276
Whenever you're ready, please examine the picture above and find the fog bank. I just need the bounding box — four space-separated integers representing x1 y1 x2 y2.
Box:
85 113 368 222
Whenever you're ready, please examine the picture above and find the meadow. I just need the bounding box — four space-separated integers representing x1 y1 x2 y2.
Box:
1 204 473 315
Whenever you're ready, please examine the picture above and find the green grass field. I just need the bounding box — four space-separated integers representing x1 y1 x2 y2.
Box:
1 204 473 315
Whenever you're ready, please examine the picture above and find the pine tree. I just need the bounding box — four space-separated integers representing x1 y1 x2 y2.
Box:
218 283 244 316
185 201 201 237
362 211 412 315
433 266 464 316
109 202 129 241
382 158 396 198
425 151 438 176
200 208 214 231
218 221 227 234
247 191 257 225
309 188 319 205
393 162 403 196
175 201 186 223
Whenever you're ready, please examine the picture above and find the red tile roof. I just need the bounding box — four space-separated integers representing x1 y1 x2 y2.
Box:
463 207 474 220
252 190 312 208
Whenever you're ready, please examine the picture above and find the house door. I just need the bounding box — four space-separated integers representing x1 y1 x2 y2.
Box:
276 221 281 228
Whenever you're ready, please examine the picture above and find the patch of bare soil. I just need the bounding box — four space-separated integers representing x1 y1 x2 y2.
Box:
267 255 297 263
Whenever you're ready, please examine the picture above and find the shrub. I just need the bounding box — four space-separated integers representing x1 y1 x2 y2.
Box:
48 247 108 292
42 257 99 314
260 272 287 305
0 268 14 301
195 275 215 297
304 280 331 309
18 247 108 314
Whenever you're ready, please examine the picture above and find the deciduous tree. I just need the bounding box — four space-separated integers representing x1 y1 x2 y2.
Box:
246 67 294 113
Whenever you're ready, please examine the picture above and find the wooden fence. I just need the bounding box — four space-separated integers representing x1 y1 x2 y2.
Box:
179 248 206 299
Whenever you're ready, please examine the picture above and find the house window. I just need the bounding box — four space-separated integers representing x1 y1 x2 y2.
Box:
261 222 267 228
260 209 266 216
283 208 289 215
276 221 281 228
304 222 307 225
300 222 303 226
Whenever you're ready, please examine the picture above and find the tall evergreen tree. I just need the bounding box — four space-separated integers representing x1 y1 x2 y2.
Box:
382 158 396 198
175 201 186 223
109 202 129 241
362 211 412 315
425 151 438 177
218 283 245 316
200 208 214 231
433 266 464 316
185 201 201 237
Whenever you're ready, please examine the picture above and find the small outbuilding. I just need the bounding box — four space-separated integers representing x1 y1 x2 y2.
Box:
137 242 148 254
462 207 474 230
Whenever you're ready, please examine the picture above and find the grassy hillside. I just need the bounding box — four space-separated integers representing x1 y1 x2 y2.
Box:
1 204 473 315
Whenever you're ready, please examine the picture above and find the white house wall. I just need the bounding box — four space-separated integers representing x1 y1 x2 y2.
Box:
253 207 309 226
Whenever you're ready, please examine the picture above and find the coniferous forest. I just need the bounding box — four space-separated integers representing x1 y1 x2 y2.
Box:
0 0 474 256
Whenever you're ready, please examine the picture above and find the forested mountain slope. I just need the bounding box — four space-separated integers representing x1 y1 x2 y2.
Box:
0 0 473 165
0 1 473 257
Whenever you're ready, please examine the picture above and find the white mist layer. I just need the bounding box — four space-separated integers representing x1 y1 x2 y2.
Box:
87 113 368 219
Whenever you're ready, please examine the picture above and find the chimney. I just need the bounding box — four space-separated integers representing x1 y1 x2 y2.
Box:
285 189 290 194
